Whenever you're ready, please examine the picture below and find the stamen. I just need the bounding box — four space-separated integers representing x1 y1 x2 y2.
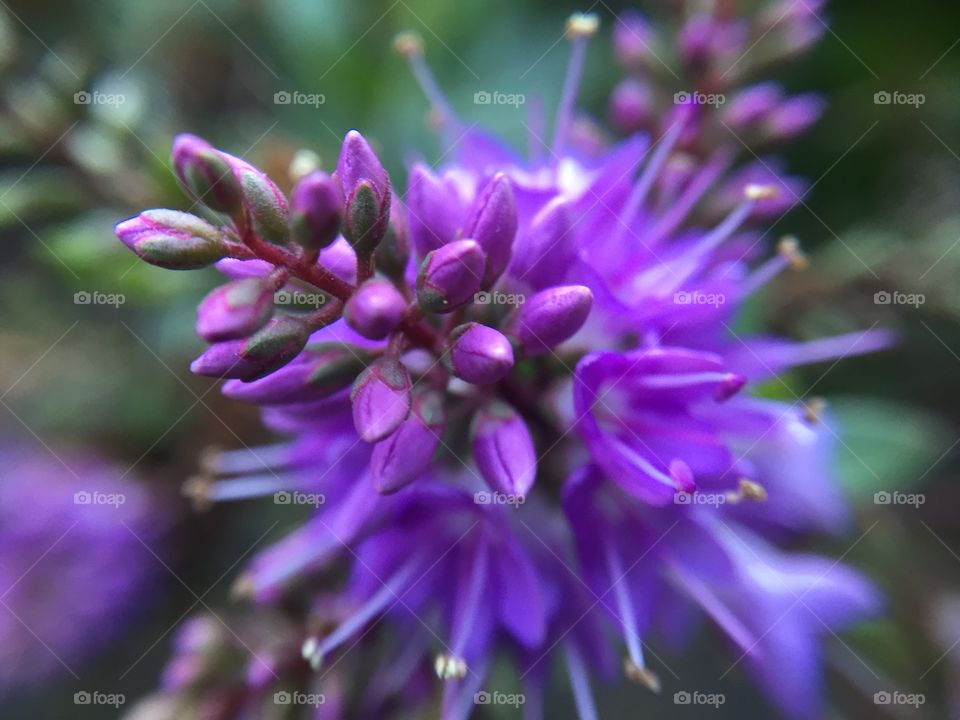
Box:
394 31 461 131
184 473 292 507
740 236 806 297
803 397 826 424
760 330 894 368
624 658 662 692
434 653 468 680
647 150 732 245
690 189 759 257
202 443 295 476
564 644 599 720
743 183 779 201
604 538 648 676
449 538 490 660
306 559 421 670
552 13 600 156
611 120 686 247
724 478 768 504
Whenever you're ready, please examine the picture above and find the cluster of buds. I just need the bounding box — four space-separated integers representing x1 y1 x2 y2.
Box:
116 130 594 499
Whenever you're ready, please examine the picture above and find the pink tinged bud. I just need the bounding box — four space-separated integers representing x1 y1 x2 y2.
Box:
190 315 309 381
343 279 407 340
171 134 242 215
406 164 464 257
714 373 747 402
376 199 410 280
462 173 517 286
669 459 696 493
509 197 575 290
337 130 391 254
370 393 443 494
416 239 486 314
445 323 514 385
115 209 227 270
225 155 290 245
513 285 592 356
351 358 412 442
763 94 825 141
613 11 653 69
723 83 783 129
222 344 370 405
609 78 653 133
290 170 343 251
196 277 275 342
472 404 536 497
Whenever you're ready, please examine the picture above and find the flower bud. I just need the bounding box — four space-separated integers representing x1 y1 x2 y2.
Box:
226 155 290 245
461 173 517 287
416 239 486 314
344 279 407 340
337 130 391 254
512 285 592 356
115 209 227 270
351 358 412 442
722 83 782 130
375 198 410 280
406 164 465 257
444 323 514 385
762 94 825 142
613 11 653 70
190 316 309 381
509 197 574 290
472 403 536 497
609 78 653 133
370 393 443 494
171 134 242 215
289 170 343 251
222 344 370 405
196 277 276 342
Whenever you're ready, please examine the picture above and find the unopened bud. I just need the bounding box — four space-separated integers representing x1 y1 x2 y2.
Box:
290 170 343 251
512 285 592 356
371 393 443 494
445 323 514 385
196 277 276 342
351 358 412 442
115 209 227 270
171 134 242 215
472 402 536 497
461 173 517 287
190 315 309 381
416 239 486 314
344 279 407 340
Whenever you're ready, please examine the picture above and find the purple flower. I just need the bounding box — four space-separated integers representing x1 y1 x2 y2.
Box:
119 6 890 720
0 447 164 686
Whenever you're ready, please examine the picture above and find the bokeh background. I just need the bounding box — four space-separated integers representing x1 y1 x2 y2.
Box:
0 0 958 717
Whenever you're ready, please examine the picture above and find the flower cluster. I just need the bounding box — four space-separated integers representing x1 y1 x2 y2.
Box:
120 6 888 720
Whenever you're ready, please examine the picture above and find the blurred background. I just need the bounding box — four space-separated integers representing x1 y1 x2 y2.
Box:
0 0 957 717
